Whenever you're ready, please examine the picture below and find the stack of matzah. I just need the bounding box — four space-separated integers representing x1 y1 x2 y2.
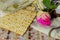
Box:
0 8 36 35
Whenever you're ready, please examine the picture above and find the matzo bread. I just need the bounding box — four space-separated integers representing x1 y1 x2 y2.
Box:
0 9 36 35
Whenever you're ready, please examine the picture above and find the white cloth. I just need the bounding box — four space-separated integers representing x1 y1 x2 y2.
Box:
56 5 60 14
0 0 34 12
31 17 60 39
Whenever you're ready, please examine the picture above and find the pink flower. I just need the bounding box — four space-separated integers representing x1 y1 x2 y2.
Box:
36 12 51 27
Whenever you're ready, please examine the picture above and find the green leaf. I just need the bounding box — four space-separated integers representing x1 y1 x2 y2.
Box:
43 0 57 9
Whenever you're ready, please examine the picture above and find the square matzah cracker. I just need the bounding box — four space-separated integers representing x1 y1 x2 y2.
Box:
0 9 36 35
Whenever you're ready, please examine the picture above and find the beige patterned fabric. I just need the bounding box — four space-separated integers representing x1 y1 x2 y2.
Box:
0 27 56 40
